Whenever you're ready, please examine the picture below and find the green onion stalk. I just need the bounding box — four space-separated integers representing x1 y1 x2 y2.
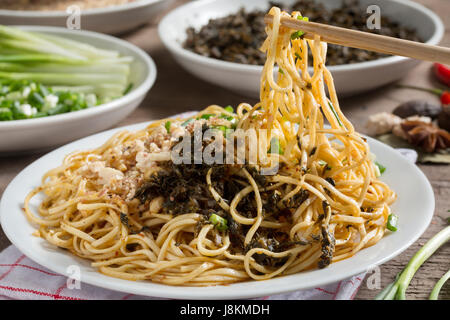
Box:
429 269 450 300
0 25 132 101
376 225 450 300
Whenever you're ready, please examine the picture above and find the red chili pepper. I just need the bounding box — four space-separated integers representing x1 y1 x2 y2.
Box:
397 84 450 105
441 91 450 105
434 63 450 87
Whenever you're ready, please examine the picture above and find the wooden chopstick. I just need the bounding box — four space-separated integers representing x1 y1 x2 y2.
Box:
264 14 450 65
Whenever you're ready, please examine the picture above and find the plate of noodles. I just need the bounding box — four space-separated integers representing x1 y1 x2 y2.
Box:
0 7 435 299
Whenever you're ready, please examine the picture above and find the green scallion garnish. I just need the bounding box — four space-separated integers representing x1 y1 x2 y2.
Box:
268 137 283 155
387 214 398 232
376 162 386 175
199 113 214 120
291 16 309 40
224 105 234 113
213 125 228 135
165 121 171 133
219 114 234 121
291 31 305 40
376 225 450 300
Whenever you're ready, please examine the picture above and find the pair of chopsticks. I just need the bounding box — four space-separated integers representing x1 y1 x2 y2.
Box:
264 14 450 65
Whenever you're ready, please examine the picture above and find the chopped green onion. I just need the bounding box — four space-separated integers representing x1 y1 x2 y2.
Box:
219 114 234 121
291 16 309 40
165 121 171 134
387 214 398 232
278 68 285 74
0 107 13 120
212 125 228 135
11 103 27 119
29 92 45 106
268 137 283 155
47 103 69 115
376 162 386 175
291 30 305 40
209 213 228 232
199 113 214 120
224 105 234 113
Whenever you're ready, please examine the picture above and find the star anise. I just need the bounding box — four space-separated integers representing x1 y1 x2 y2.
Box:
401 120 450 153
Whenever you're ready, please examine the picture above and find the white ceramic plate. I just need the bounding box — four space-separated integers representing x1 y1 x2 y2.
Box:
0 26 157 154
159 0 444 97
0 0 173 35
0 119 435 299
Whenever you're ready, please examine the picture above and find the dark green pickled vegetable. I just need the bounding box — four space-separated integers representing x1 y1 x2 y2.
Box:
183 0 422 66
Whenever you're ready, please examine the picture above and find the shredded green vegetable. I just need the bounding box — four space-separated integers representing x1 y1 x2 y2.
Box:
328 101 343 126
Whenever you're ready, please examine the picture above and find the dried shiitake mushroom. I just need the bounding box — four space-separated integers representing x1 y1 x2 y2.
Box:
392 100 442 119
438 105 450 131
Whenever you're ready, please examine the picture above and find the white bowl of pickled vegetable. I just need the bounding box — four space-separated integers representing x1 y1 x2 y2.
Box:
159 0 444 98
0 26 156 153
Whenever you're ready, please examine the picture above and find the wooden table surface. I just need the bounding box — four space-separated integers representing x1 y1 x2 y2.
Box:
0 0 448 300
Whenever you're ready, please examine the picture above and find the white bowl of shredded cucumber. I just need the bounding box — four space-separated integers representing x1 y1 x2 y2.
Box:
0 25 157 154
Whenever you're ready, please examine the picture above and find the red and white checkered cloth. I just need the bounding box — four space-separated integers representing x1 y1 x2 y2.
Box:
0 245 365 300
